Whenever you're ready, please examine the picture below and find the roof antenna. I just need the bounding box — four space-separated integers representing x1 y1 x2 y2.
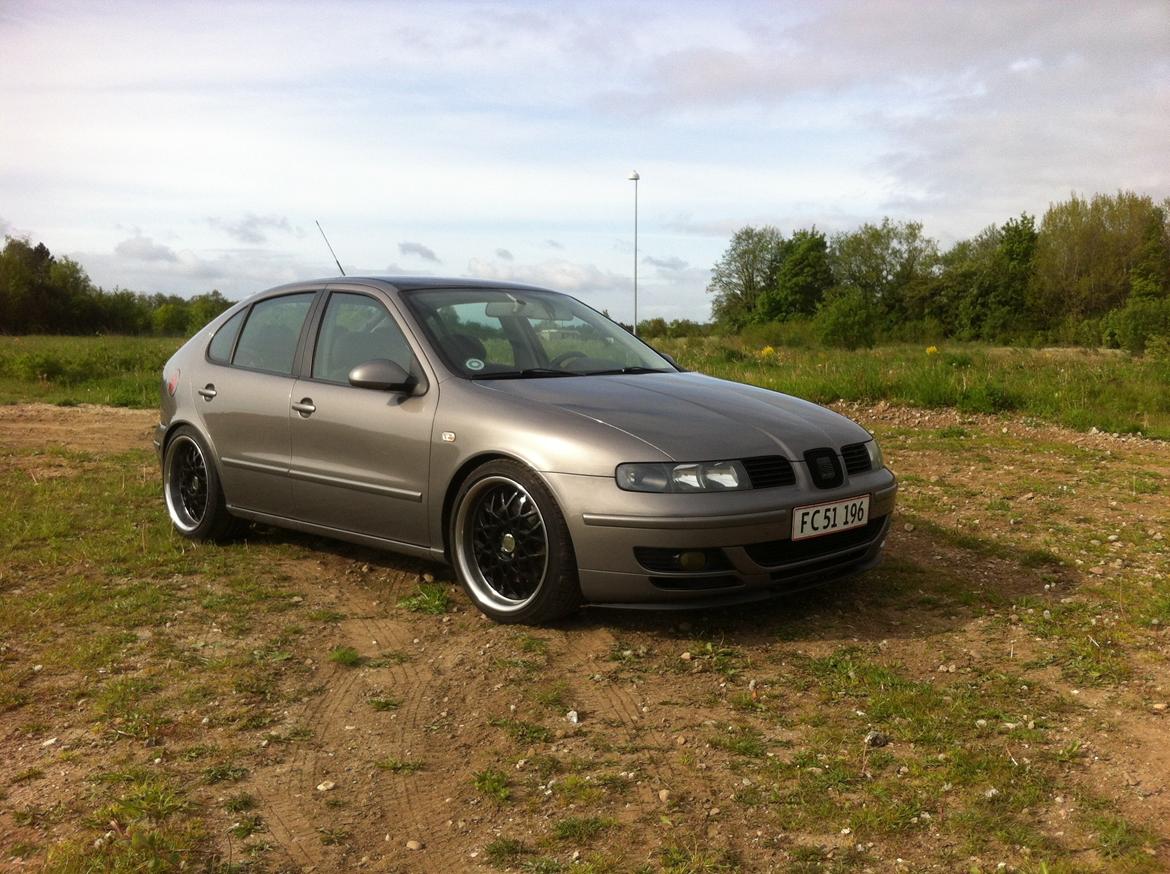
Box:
315 219 346 276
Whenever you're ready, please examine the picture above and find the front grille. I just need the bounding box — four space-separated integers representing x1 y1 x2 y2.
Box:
741 456 796 489
841 442 871 475
744 515 887 567
804 447 844 489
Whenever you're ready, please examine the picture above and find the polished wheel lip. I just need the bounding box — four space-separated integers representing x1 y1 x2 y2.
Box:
454 474 549 614
164 434 209 533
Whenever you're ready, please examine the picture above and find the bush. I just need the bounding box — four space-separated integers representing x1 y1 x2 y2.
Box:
815 287 877 350
1110 298 1170 355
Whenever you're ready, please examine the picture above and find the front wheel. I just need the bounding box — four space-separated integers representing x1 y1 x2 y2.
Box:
450 460 581 624
163 426 242 541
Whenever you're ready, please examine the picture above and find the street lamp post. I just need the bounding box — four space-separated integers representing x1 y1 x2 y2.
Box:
628 170 639 335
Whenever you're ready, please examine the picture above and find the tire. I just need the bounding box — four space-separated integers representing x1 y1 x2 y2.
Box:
162 425 243 542
450 459 581 624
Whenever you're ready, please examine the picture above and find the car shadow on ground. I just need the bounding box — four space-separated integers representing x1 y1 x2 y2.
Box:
239 520 1070 650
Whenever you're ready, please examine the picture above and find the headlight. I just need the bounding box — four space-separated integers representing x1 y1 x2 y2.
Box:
616 460 749 493
865 439 884 470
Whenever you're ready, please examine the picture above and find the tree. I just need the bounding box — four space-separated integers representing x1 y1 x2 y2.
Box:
1030 191 1169 327
828 219 938 328
706 225 785 329
757 229 833 321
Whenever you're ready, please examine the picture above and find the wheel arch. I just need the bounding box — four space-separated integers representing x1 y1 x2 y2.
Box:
161 419 231 499
438 451 574 561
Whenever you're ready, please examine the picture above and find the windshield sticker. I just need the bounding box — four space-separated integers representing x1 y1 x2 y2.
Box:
465 358 485 371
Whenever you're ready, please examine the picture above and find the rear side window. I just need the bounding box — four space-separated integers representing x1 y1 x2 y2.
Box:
207 309 246 364
233 293 315 374
313 293 415 382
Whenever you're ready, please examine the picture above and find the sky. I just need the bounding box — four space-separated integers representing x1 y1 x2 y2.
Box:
1 0 1168 323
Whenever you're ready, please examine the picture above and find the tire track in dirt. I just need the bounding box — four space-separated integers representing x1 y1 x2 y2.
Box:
552 623 684 812
354 614 453 874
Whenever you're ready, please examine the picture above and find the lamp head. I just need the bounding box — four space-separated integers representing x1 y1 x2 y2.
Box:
628 170 640 181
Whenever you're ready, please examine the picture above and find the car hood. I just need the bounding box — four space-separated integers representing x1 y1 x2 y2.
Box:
476 372 871 461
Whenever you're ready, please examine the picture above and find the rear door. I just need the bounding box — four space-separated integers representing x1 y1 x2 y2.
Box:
288 289 437 546
197 291 318 516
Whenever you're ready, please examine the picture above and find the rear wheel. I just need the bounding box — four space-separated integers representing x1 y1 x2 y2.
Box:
163 426 242 541
450 460 581 624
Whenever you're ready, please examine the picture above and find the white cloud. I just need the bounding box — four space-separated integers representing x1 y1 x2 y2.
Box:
495 248 514 261
399 241 440 263
208 213 293 244
643 254 689 272
114 234 179 262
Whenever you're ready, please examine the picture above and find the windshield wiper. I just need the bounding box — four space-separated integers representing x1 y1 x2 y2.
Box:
470 368 584 379
580 366 671 375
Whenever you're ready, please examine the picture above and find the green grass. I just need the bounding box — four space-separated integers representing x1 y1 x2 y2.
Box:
397 582 451 614
552 816 614 841
375 757 424 774
0 334 181 407
328 645 363 667
473 768 512 802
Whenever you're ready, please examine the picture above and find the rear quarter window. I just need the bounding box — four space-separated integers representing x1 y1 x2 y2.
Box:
207 309 246 364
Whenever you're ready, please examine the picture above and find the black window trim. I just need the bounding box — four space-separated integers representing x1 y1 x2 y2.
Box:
203 289 323 377
204 306 249 366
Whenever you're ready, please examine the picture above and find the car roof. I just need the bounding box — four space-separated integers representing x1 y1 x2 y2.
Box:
295 276 557 293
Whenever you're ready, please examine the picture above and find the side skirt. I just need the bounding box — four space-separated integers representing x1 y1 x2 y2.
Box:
227 505 448 564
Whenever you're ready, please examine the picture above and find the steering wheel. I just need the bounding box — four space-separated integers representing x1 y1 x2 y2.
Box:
548 350 587 368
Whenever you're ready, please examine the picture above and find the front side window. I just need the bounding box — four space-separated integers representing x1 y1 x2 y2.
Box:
313 293 415 382
401 288 673 378
232 293 315 374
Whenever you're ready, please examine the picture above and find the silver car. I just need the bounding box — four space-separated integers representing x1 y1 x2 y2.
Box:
156 277 896 623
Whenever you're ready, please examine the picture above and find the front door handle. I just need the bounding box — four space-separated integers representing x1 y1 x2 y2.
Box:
197 384 217 400
291 398 316 417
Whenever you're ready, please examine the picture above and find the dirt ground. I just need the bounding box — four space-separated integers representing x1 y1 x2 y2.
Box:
2 402 1169 873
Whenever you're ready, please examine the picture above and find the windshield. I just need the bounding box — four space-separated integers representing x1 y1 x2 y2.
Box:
400 287 675 378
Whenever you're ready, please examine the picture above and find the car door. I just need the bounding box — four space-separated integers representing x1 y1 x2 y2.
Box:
288 289 437 546
197 291 318 516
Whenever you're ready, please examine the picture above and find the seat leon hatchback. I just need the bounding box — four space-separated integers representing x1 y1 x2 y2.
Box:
157 277 897 623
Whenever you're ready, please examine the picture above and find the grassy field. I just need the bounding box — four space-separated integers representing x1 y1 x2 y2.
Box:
2 402 1168 872
2 334 1168 439
0 335 182 408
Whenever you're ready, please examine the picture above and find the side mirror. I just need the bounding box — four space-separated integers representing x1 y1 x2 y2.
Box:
660 353 682 370
348 358 413 392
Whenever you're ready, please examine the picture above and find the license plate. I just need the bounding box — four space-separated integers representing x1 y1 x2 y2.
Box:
792 494 870 541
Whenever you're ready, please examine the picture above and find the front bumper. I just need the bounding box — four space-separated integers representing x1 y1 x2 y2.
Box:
544 469 897 607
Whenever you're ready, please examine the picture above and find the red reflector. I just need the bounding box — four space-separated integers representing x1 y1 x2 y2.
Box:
167 369 181 396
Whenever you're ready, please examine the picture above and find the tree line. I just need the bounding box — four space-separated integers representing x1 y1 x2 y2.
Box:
698 190 1170 352
0 237 233 335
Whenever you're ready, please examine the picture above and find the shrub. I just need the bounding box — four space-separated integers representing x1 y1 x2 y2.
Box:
815 287 877 350
1110 298 1170 355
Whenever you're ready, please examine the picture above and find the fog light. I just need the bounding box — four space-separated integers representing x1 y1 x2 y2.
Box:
678 551 707 572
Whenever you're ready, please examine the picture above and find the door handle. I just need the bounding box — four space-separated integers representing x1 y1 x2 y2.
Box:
291 398 316 417
197 385 217 400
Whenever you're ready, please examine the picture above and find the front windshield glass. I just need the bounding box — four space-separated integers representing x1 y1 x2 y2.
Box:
401 287 675 378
